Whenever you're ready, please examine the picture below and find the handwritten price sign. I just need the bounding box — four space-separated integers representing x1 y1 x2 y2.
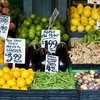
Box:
4 38 25 64
41 30 60 53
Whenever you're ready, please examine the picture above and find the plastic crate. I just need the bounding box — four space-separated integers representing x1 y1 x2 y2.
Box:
0 89 80 100
80 90 100 100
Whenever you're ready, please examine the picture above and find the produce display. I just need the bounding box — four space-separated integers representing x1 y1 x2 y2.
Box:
68 42 100 64
0 67 35 90
69 3 100 32
75 70 100 90
0 0 16 32
30 71 77 89
17 13 69 46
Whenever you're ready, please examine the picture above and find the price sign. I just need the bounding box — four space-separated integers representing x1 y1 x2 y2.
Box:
0 15 10 39
48 8 59 30
4 38 25 64
41 30 60 53
45 54 59 73
96 20 100 30
87 0 100 4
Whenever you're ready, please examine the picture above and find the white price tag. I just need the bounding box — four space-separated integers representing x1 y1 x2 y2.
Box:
41 30 60 53
87 0 100 4
45 54 59 73
0 16 10 39
4 38 25 64
48 8 59 30
96 20 100 30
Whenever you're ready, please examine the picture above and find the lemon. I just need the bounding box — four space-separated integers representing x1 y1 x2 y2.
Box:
77 3 83 9
93 25 96 29
91 13 100 20
72 13 80 19
70 25 77 32
77 25 84 32
84 6 91 11
89 19 96 26
77 8 83 15
71 19 80 26
85 25 92 32
83 10 91 17
81 17 88 26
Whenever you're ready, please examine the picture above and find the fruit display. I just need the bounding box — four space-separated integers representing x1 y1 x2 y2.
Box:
68 42 100 64
75 70 100 90
30 71 77 89
0 67 35 90
0 0 16 32
69 3 100 32
17 13 69 47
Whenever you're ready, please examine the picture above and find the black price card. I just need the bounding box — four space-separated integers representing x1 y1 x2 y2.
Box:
41 30 60 53
45 54 59 73
4 38 25 64
0 15 10 38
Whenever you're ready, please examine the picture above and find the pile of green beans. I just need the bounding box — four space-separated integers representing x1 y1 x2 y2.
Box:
30 71 77 89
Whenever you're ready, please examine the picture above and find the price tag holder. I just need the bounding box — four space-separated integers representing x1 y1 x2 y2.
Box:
41 30 60 53
96 20 100 30
45 54 59 73
0 15 10 39
87 0 100 4
4 38 25 64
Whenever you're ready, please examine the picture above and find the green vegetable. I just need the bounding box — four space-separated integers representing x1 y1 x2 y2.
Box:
30 71 77 90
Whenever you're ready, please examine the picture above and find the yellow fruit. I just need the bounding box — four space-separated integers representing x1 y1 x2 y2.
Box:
0 78 5 85
2 84 10 89
71 19 80 26
85 25 92 32
28 68 34 75
77 3 83 9
70 25 77 32
7 79 16 87
25 78 32 86
12 70 20 79
2 67 10 73
77 8 83 15
81 17 88 26
11 85 19 90
20 86 28 90
2 73 11 81
72 13 80 19
17 78 25 87
11 67 20 72
28 74 34 80
84 6 91 11
83 10 91 17
91 13 100 20
20 68 26 72
0 69 3 77
21 70 29 78
77 25 84 32
93 25 96 29
89 19 96 26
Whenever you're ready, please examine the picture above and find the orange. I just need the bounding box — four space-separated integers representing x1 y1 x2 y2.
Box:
17 78 25 87
28 74 34 80
11 85 19 90
0 78 5 85
0 69 3 77
20 86 28 90
2 84 10 89
7 79 16 87
25 78 32 86
21 70 29 78
2 73 11 81
12 70 20 79
0 54 4 64
2 67 10 73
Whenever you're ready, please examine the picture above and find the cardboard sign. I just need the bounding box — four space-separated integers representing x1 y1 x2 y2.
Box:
0 15 10 39
96 20 100 30
45 54 59 73
48 8 59 30
4 38 25 64
41 30 60 53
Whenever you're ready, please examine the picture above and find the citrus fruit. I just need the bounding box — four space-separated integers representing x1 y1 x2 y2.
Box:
41 17 48 23
12 70 20 79
28 30 35 40
71 19 80 26
25 78 32 86
36 25 42 31
2 73 11 81
11 85 19 90
85 25 92 32
21 70 29 78
81 17 88 26
89 19 96 26
0 69 3 77
28 74 34 80
19 31 28 39
91 12 99 20
83 10 91 17
0 78 5 85
2 84 10 89
17 78 25 87
61 34 69 42
70 25 77 32
0 54 4 64
2 67 10 73
30 13 36 19
20 86 28 90
77 25 84 32
28 68 34 75
7 79 16 87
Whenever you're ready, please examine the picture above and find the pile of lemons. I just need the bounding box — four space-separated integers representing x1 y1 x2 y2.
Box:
0 67 35 90
70 3 100 32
